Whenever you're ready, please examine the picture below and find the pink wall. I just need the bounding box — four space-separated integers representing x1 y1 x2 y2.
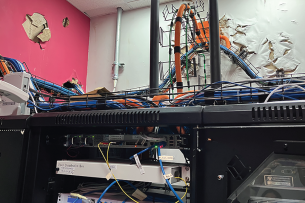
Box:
0 0 90 91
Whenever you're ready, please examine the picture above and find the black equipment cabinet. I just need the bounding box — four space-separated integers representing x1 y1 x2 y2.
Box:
21 106 203 203
3 102 305 203
0 115 30 203
197 102 305 202
196 127 305 202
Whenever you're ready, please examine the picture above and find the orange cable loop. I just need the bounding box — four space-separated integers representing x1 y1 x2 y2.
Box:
175 5 207 93
220 35 231 49
0 60 10 76
152 95 169 105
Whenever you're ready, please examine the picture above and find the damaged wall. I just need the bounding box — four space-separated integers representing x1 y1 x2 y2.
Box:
219 0 303 82
0 0 90 90
86 0 305 91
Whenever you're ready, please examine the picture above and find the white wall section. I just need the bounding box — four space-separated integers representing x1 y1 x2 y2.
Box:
87 0 305 92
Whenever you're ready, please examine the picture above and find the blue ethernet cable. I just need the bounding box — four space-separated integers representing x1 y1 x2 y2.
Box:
188 81 297 104
73 83 85 94
220 45 259 80
158 147 184 203
94 180 171 203
129 142 166 160
3 57 24 72
72 198 79 203
129 145 155 160
96 180 140 203
96 180 120 203
27 100 126 111
28 100 62 111
32 77 78 96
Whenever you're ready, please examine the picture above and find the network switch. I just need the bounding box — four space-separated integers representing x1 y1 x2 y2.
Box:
56 160 189 184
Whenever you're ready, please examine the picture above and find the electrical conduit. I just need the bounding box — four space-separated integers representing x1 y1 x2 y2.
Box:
113 7 123 92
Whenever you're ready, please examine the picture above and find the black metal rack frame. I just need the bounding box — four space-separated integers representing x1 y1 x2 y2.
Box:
2 99 305 202
28 75 305 115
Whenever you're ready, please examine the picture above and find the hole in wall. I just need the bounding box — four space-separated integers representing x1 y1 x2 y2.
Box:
62 17 69 27
22 13 51 44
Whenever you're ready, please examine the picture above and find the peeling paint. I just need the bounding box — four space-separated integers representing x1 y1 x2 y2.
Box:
219 13 301 80
283 49 290 55
280 39 292 44
268 41 274 60
262 38 268 45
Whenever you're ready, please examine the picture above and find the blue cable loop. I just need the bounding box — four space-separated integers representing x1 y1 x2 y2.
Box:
129 146 154 160
129 142 167 160
32 78 78 96
27 100 126 111
158 147 184 203
86 179 172 202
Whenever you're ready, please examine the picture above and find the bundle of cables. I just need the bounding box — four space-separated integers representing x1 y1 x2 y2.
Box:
90 142 188 203
3 57 84 96
28 81 305 112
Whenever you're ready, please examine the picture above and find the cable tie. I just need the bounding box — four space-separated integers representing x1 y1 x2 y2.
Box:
174 46 181 54
175 17 182 23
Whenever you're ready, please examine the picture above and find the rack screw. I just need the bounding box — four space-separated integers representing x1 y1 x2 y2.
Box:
217 175 224 181
283 143 288 151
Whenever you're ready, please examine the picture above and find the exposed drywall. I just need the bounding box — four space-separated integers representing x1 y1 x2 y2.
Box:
0 0 90 90
87 0 305 91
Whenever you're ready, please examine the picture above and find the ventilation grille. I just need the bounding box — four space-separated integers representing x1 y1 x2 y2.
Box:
252 105 303 121
55 111 160 125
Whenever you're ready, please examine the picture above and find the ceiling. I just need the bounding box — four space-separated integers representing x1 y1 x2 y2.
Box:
67 0 180 18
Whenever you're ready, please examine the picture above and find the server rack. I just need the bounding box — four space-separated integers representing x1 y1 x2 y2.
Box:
21 106 203 203
2 101 305 202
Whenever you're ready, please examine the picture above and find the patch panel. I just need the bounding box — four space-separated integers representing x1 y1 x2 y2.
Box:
63 134 185 149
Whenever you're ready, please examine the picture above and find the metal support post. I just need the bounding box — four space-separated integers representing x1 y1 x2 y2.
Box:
209 0 221 84
150 0 160 96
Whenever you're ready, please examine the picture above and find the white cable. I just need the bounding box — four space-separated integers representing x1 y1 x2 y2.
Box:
29 93 38 113
264 84 305 103
174 83 305 104
172 93 194 103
